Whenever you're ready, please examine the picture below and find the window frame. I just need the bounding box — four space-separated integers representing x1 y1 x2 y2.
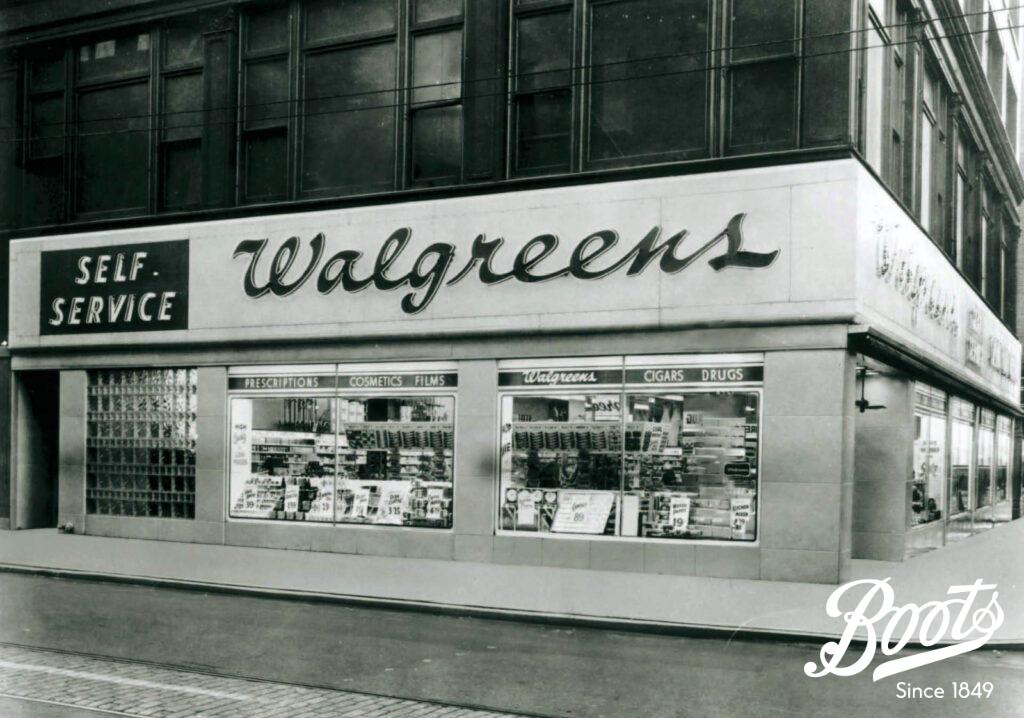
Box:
723 0 802 156
226 362 459 531
580 0 713 169
495 354 764 545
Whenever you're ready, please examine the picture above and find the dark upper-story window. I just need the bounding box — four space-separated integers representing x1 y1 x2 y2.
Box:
75 32 152 217
23 51 65 226
16 15 210 225
920 62 948 245
508 0 844 176
985 14 1004 114
240 0 467 202
587 0 709 166
725 0 799 154
160 16 205 211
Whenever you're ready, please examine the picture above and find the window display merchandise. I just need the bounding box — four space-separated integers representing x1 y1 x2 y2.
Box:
229 364 455 528
947 398 974 542
993 416 1011 522
498 355 761 542
910 385 946 527
974 409 995 527
86 368 198 518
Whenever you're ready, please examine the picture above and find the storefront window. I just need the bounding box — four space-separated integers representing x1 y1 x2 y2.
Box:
500 390 623 535
909 385 946 528
974 409 995 528
228 364 456 528
622 391 758 541
993 415 1011 522
336 395 454 527
229 396 337 521
948 398 974 542
498 355 762 542
86 368 198 519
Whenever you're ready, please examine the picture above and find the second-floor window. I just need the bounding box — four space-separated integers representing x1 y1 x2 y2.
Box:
20 16 208 224
240 0 466 203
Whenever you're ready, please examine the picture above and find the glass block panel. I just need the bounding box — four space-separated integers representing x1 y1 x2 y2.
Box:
85 368 198 519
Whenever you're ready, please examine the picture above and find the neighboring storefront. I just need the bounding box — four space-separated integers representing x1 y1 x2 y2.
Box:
7 159 1022 591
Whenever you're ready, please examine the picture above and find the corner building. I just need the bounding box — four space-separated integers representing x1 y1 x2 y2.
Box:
2 0 1022 599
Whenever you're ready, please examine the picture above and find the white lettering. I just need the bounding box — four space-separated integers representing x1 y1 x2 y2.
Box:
74 257 91 285
137 292 156 321
48 298 65 326
68 296 85 325
113 253 128 282
94 255 110 283
158 292 176 321
130 252 147 281
804 578 1003 682
85 296 102 324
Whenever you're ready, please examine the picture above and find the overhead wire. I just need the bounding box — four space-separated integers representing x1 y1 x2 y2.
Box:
1 2 1021 144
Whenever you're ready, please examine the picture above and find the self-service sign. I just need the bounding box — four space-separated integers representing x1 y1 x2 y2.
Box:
39 240 189 335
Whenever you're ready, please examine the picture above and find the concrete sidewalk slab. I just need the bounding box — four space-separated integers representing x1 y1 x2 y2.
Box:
0 522 1021 643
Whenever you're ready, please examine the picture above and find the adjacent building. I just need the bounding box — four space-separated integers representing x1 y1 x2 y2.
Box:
1 0 1022 605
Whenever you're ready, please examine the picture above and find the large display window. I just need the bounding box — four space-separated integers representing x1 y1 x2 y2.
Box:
228 363 455 528
498 355 762 542
974 409 995 528
909 385 946 528
993 415 1012 523
947 398 975 542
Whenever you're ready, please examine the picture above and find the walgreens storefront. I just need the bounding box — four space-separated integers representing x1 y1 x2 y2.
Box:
7 160 1020 602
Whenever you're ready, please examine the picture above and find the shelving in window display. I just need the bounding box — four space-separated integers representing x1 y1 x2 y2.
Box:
501 413 758 540
231 426 454 526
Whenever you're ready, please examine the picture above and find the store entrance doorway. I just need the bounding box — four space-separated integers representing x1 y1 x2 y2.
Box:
14 371 60 529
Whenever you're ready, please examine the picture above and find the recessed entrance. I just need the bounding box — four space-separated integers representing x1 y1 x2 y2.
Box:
14 371 60 529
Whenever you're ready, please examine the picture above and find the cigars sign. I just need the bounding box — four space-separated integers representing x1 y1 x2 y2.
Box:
232 213 779 315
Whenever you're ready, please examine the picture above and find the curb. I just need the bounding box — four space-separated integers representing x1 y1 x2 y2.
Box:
2 562 1022 650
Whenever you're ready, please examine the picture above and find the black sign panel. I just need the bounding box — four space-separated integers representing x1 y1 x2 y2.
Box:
498 368 624 387
624 366 764 385
40 240 189 335
337 373 457 389
228 375 338 392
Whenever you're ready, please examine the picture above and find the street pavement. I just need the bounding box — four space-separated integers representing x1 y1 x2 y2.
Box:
0 571 1021 717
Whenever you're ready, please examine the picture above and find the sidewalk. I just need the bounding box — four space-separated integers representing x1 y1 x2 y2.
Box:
0 522 1021 644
